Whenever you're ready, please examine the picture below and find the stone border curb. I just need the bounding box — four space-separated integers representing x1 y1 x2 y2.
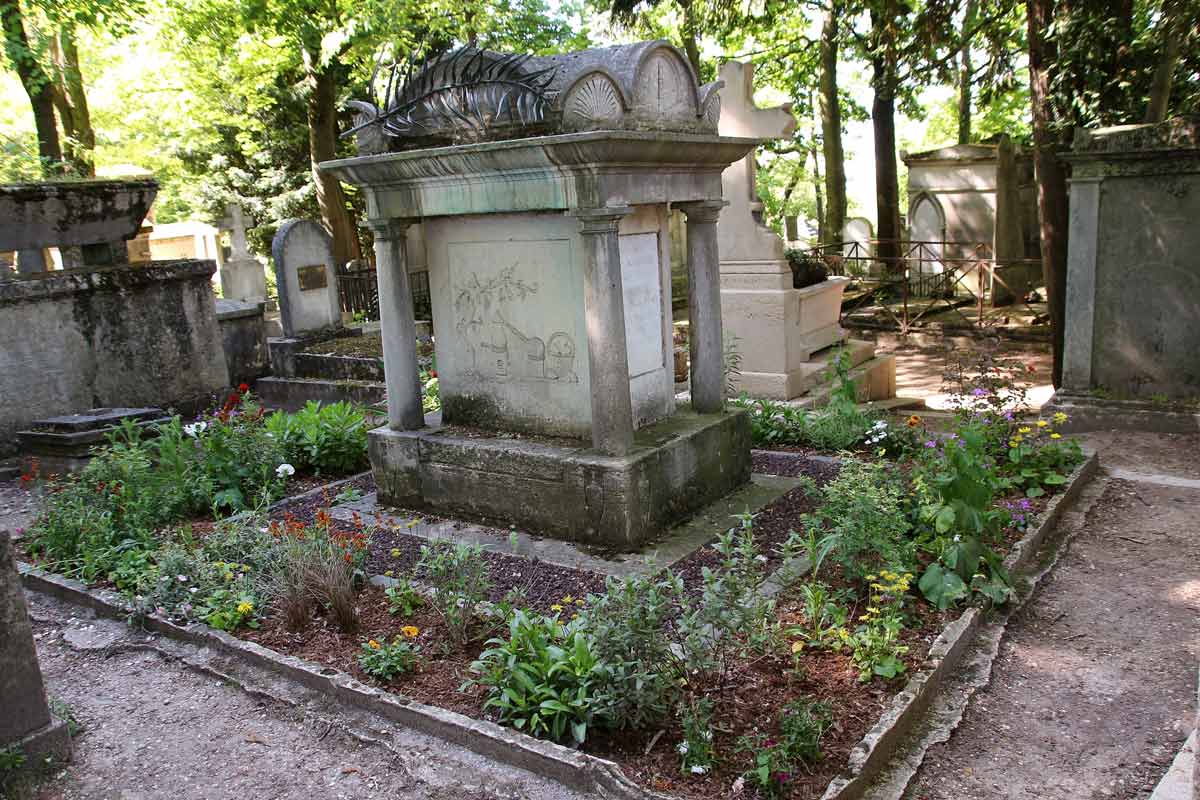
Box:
819 451 1098 800
16 454 1098 800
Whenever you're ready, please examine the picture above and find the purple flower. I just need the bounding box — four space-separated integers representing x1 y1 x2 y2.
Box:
924 440 938 448
972 388 988 397
1019 498 1032 510
1004 411 1015 421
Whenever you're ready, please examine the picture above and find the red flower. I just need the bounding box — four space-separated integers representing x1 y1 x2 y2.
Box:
238 383 250 393
430 370 438 378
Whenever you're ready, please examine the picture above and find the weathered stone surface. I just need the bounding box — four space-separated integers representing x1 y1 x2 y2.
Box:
369 406 751 548
0 531 53 742
0 179 157 261
0 260 229 454
271 220 342 338
216 299 269 387
1062 118 1200 398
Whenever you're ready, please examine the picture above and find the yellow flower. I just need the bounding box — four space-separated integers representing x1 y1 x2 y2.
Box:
1018 426 1031 434
550 604 563 613
791 640 804 654
1037 420 1049 428
401 625 419 639
390 548 401 557
562 595 574 604
368 639 382 650
574 599 585 606
1053 411 1068 424
236 601 253 615
406 519 420 529
571 613 580 620
1050 433 1062 439
384 570 394 578
858 614 871 621
240 565 249 573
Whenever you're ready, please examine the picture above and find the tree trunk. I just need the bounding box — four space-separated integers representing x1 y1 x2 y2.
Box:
678 0 702 78
0 0 62 171
307 62 362 267
1144 0 1183 123
870 1 902 267
49 25 95 176
1026 0 1069 387
957 0 977 144
808 131 825 245
818 0 846 245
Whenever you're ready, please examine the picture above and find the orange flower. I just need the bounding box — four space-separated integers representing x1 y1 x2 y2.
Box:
401 625 419 639
906 414 922 428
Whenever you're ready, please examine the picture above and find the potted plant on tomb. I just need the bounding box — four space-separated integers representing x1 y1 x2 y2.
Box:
785 247 851 358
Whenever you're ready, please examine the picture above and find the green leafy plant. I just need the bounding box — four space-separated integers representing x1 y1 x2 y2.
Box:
466 610 608 746
737 698 832 797
417 540 490 647
266 400 369 475
677 698 717 777
848 569 911 680
359 635 421 680
385 579 425 617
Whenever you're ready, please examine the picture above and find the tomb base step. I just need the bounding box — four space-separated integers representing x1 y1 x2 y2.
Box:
254 376 387 414
369 405 751 550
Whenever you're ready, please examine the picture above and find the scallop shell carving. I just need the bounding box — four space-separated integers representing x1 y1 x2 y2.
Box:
564 75 623 129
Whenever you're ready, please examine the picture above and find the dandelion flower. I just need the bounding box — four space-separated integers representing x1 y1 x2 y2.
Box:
550 604 563 613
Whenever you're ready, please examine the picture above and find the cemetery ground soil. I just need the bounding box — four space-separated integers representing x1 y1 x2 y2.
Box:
16 593 591 800
908 432 1200 800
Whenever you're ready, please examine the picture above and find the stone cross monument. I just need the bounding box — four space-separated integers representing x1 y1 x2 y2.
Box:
217 202 267 303
715 61 849 400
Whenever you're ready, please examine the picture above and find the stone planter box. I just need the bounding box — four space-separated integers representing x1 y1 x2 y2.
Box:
0 178 158 270
794 275 849 361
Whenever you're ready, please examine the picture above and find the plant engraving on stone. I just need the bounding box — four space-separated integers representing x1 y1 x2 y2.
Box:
454 264 578 383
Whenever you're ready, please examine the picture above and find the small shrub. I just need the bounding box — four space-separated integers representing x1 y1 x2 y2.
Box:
266 401 369 475
806 460 913 582
358 633 421 680
385 579 425 617
417 540 490 647
848 569 911 681
466 610 608 746
737 698 833 797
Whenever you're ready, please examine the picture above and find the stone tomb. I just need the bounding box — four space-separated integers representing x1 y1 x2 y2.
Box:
271 219 342 338
217 202 267 303
322 41 758 548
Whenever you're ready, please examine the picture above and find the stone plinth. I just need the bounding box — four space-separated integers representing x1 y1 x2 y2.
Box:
0 260 229 455
1061 117 1200 399
370 406 751 548
216 299 269 387
17 407 170 474
0 179 158 271
0 532 72 767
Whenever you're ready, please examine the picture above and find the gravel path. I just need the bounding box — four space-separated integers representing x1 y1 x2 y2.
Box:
18 594 594 800
908 433 1200 800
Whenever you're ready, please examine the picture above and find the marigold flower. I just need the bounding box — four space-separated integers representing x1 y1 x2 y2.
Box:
550 604 563 613
906 414 922 428
368 639 381 649
1036 420 1049 428
401 625 419 638
1053 411 1068 424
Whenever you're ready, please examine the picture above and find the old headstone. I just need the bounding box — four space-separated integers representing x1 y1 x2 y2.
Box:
271 220 341 338
0 531 72 766
218 203 267 303
715 60 851 398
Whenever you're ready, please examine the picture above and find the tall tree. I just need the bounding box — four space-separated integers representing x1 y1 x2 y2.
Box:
818 0 846 243
49 23 94 175
956 0 977 142
1 0 62 170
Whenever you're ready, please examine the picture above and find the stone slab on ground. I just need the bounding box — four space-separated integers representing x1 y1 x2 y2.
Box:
908 433 1200 800
332 473 803 577
1148 731 1195 800
21 592 597 800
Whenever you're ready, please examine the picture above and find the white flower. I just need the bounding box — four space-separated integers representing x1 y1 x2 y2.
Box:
703 731 713 741
677 741 689 755
690 765 708 775
183 421 208 438
275 463 295 477
953 534 961 542
177 575 189 582
188 587 199 594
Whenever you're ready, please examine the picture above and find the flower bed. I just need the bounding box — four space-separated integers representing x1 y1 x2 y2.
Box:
15 351 1088 798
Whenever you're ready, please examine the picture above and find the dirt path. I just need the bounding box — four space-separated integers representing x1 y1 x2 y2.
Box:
908 433 1200 800
16 594 592 800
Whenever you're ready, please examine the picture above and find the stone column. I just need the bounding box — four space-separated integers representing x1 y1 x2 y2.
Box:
576 206 635 456
1 532 71 765
679 200 728 413
367 218 424 431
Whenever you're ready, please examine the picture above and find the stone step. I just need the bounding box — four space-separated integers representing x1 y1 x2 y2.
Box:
254 376 386 413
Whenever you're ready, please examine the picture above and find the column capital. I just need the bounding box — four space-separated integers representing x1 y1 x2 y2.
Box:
572 205 633 235
676 200 728 224
365 217 417 241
